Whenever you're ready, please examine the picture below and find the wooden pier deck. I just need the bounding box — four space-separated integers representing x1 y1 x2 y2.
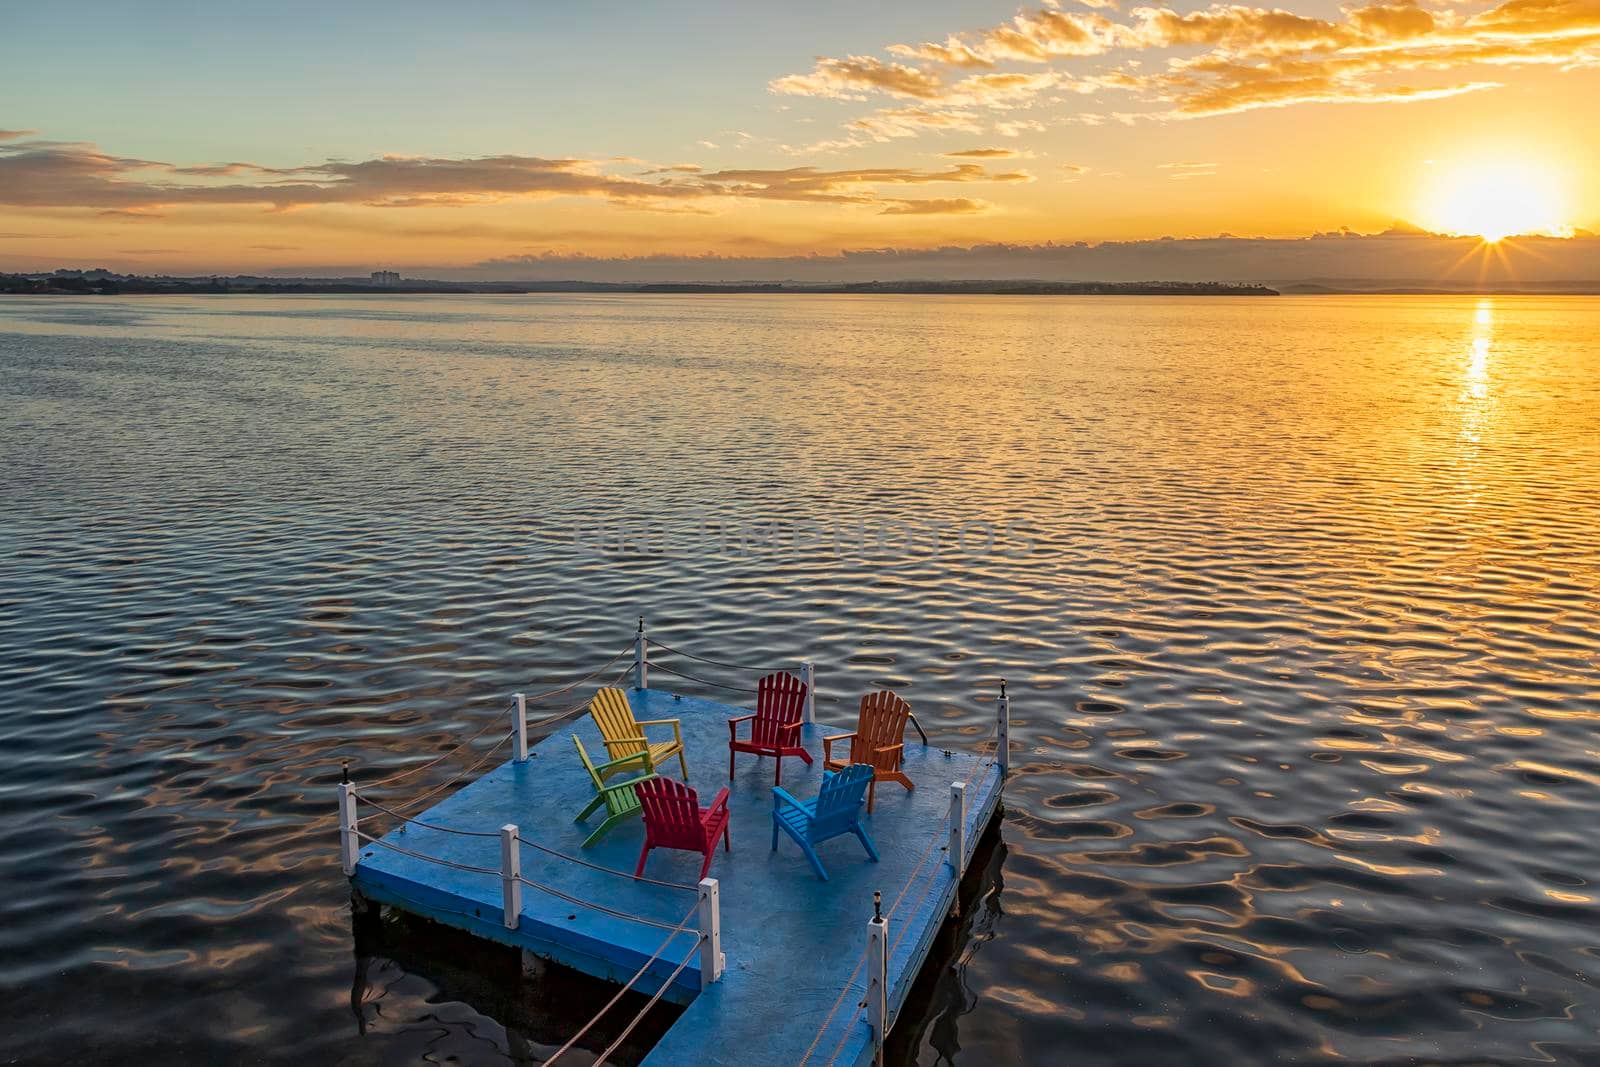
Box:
349 687 1003 1066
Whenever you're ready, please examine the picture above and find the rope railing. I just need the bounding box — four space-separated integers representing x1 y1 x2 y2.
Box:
645 660 760 694
518 837 698 893
801 699 1008 1066
592 937 703 1066
643 636 790 675
796 944 871 1066
517 642 636 704
363 698 515 789
543 906 699 1066
515 872 688 931
353 829 501 876
382 730 514 815
351 794 504 839
359 641 633 790
353 790 698 891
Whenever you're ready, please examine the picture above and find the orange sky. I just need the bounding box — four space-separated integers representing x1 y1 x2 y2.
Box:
2 1 1598 274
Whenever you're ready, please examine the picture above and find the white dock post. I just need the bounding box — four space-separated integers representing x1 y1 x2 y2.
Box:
500 824 522 930
948 781 967 874
698 877 725 985
338 762 360 876
996 680 1011 778
867 892 888 1065
635 617 649 690
802 660 816 725
512 692 528 762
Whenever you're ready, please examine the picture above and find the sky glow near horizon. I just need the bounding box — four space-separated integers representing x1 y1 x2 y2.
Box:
2 0 1598 274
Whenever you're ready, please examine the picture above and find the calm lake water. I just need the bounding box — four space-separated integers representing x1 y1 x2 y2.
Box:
2 293 1597 1065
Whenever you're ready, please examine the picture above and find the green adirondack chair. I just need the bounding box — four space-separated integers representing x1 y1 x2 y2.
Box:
573 734 657 847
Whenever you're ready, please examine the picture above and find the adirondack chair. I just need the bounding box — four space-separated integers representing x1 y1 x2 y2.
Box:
728 671 813 785
589 687 688 779
634 776 732 881
770 763 879 881
572 735 656 848
822 690 914 812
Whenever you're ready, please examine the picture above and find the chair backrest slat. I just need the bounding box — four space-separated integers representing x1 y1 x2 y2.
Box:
855 690 911 770
809 764 873 840
591 687 645 758
753 671 807 747
638 777 703 848
572 735 604 789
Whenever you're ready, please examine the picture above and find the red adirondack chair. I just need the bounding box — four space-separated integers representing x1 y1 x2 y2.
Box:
728 671 813 785
634 776 731 881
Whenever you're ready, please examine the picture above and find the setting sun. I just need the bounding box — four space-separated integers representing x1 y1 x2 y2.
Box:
1422 160 1570 242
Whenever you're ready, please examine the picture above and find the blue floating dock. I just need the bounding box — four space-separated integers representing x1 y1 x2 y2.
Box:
350 688 1002 1066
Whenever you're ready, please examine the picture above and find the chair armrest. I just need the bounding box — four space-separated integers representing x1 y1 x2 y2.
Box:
728 714 755 739
873 742 904 756
607 770 658 793
707 787 731 816
635 717 681 728
822 731 856 762
771 785 804 811
606 732 649 746
596 750 651 774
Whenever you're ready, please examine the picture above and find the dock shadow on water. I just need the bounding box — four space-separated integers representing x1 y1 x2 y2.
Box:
349 907 681 1065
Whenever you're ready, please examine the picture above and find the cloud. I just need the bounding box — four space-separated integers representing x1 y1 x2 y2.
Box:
944 147 1022 157
0 135 1029 217
0 129 39 141
769 55 945 100
849 106 985 139
903 9 1114 65
1159 160 1219 178
768 0 1600 136
878 197 991 214
996 119 1048 136
684 162 1030 206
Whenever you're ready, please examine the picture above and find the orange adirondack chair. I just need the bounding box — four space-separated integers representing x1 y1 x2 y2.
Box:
634 776 731 881
823 690 913 812
728 671 812 785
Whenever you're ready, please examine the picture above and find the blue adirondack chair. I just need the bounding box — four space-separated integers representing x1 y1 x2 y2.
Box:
771 763 880 881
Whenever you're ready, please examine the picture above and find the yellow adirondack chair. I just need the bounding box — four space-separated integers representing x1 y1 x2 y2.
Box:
589 687 689 779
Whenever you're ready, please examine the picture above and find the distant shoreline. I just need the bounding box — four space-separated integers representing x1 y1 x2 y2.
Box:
11 276 1600 298
3 276 1277 297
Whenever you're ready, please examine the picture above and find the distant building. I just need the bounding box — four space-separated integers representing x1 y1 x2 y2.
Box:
371 270 401 287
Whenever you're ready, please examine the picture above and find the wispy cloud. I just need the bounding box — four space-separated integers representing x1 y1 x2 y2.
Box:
768 0 1600 136
0 136 1029 217
944 147 1023 158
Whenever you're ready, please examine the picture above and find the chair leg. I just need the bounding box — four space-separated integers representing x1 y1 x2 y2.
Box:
699 848 715 881
771 814 780 852
775 753 783 787
723 821 732 852
634 840 651 878
800 841 829 881
854 824 880 863
584 812 627 848
576 793 604 822
729 747 736 781
796 747 814 766
866 777 877 814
